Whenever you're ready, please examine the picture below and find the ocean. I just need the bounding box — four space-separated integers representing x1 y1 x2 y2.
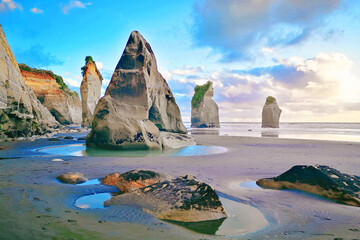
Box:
185 122 360 143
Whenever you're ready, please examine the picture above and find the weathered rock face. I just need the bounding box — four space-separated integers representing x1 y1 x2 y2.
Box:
0 25 57 140
256 165 360 207
105 175 228 222
261 96 281 128
20 64 81 125
160 132 196 149
102 169 172 192
56 172 87 184
87 31 188 149
80 56 102 127
191 81 220 128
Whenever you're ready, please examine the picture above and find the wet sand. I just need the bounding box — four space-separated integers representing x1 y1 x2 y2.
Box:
0 134 359 239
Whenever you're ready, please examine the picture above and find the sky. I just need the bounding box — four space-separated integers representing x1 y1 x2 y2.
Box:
1 0 360 122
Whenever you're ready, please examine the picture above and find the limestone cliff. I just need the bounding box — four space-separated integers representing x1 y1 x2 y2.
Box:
0 25 57 140
20 64 82 125
80 56 102 127
87 31 188 150
261 96 282 128
191 81 220 128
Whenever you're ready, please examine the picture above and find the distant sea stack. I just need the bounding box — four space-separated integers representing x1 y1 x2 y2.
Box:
0 25 57 140
261 96 281 128
86 31 188 150
80 56 103 127
20 64 82 125
191 81 219 128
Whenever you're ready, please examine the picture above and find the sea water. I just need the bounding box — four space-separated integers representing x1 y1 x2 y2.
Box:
187 122 360 142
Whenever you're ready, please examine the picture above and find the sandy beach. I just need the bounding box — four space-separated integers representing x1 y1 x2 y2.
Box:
0 133 359 240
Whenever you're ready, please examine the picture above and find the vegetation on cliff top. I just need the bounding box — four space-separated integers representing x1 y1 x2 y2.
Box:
81 56 102 80
191 81 211 109
265 96 276 105
18 63 73 95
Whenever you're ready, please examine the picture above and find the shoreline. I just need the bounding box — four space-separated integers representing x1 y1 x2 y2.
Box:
0 134 359 239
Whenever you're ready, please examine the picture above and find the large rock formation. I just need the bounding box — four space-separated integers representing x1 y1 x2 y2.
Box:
261 96 281 128
80 56 102 127
257 165 360 207
87 31 188 150
191 81 220 128
0 25 57 140
105 175 228 222
20 64 82 125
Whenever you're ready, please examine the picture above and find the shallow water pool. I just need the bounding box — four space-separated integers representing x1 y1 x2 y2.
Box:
35 144 227 157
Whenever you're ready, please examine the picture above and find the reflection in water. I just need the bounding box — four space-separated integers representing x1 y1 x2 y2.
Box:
261 131 279 138
164 218 226 235
76 178 101 186
74 193 112 209
239 181 260 189
190 128 220 136
36 144 227 157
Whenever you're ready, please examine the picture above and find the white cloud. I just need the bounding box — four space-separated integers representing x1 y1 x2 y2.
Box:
0 0 22 11
95 61 103 70
62 1 91 14
30 7 43 14
63 78 80 88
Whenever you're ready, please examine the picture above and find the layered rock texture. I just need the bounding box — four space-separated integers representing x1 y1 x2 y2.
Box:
80 56 102 127
20 64 81 125
57 172 87 184
191 81 220 128
101 169 172 193
257 165 360 207
261 96 282 128
105 174 228 222
87 31 188 150
0 25 57 140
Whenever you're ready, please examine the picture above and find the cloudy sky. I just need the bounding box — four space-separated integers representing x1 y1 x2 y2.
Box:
1 0 360 122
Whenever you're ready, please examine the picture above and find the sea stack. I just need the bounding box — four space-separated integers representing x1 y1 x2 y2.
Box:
191 81 220 128
80 56 103 127
262 96 281 128
86 31 188 150
0 25 57 140
20 64 82 125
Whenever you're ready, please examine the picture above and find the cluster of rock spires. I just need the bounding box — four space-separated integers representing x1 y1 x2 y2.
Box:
191 81 220 128
86 31 191 150
262 96 282 128
0 25 57 140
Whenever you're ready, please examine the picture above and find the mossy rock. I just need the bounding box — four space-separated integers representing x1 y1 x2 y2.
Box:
265 96 276 105
191 81 211 109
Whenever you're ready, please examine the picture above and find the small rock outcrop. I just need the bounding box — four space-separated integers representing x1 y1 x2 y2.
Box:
101 169 172 192
261 96 281 128
0 25 57 140
80 56 102 127
56 172 87 184
256 165 360 207
105 175 228 222
191 81 220 128
87 31 188 150
20 64 82 125
160 132 196 149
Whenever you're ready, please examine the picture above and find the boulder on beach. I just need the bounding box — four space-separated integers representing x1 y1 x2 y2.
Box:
102 169 172 192
80 56 103 128
160 132 196 149
86 31 189 150
256 165 360 207
57 172 87 184
0 25 57 140
105 175 228 222
191 81 220 128
261 96 281 128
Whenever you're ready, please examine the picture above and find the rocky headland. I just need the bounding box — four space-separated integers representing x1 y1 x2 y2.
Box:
0 25 58 140
80 56 102 127
261 96 282 128
86 31 190 150
191 81 220 128
20 64 82 125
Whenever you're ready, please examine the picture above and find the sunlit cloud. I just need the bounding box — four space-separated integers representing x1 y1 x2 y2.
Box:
63 78 81 88
30 7 43 14
62 1 91 14
0 0 22 12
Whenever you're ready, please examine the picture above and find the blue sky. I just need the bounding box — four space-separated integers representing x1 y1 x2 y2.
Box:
1 0 360 122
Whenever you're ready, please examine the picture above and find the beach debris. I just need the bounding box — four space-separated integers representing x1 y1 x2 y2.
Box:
256 165 360 207
262 96 282 128
86 31 190 150
57 172 87 184
101 169 172 192
64 136 74 140
51 158 64 162
105 174 228 222
48 137 60 141
80 56 103 128
191 81 220 128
